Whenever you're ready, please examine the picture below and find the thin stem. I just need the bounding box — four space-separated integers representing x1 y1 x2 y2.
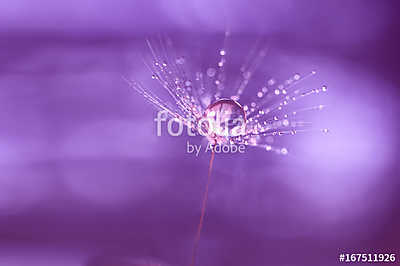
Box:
190 150 216 266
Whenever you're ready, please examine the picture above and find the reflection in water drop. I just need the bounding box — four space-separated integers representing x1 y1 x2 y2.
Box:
202 98 246 145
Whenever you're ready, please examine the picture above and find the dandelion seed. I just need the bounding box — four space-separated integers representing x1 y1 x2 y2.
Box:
126 34 330 266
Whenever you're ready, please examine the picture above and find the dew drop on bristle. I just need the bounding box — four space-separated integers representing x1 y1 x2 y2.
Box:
202 99 246 145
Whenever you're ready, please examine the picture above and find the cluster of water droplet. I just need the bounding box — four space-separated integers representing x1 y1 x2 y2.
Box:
127 35 329 155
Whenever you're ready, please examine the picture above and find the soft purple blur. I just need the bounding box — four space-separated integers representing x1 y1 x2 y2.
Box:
0 1 399 266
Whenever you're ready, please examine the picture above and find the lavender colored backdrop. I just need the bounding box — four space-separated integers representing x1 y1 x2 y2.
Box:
0 1 399 265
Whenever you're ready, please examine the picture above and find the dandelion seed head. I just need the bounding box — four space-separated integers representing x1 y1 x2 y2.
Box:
130 35 329 155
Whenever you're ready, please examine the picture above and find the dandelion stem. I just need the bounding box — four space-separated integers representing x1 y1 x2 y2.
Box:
191 149 215 266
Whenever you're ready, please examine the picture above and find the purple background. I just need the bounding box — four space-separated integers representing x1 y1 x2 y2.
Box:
0 1 399 265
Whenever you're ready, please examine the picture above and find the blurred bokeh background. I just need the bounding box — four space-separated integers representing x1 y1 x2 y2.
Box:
0 0 399 265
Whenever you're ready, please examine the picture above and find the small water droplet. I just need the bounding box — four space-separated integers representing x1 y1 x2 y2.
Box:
283 119 289 126
267 78 276 86
243 71 252 79
207 68 216 77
